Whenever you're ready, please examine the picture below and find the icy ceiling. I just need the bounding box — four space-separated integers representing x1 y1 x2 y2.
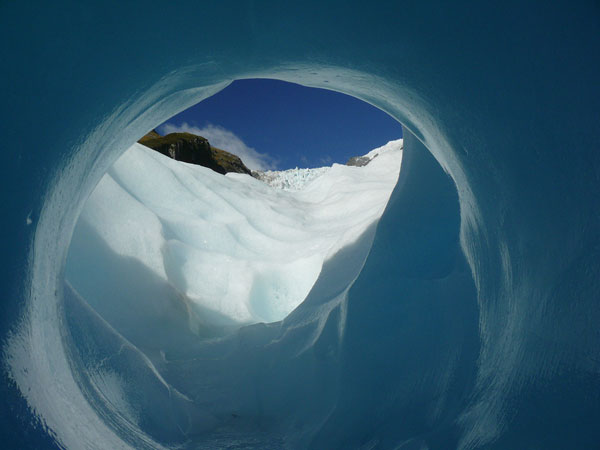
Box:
1 1 599 449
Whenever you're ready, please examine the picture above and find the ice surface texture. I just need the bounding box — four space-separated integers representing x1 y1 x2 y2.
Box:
66 141 401 333
1 2 599 449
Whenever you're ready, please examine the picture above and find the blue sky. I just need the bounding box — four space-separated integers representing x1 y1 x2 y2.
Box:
158 79 403 171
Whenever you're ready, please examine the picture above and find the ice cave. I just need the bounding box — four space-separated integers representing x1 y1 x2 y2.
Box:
1 2 599 449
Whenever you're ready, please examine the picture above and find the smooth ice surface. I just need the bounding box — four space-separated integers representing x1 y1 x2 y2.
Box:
66 140 401 329
1 2 599 450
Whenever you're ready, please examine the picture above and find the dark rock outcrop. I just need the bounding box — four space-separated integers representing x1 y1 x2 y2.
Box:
346 155 371 167
138 130 252 175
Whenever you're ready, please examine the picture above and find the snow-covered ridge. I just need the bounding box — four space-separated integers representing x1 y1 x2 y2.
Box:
253 166 330 191
66 139 402 334
253 138 402 191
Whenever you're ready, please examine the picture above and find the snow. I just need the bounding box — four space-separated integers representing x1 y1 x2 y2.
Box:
66 139 402 331
252 140 394 191
253 166 330 191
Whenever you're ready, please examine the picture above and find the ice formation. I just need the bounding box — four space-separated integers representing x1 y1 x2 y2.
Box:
254 144 390 191
2 2 599 450
253 166 330 191
66 140 402 332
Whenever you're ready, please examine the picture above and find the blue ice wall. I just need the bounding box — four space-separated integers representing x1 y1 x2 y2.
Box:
1 1 599 449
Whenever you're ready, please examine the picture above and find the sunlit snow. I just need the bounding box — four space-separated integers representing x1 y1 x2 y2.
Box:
66 139 402 330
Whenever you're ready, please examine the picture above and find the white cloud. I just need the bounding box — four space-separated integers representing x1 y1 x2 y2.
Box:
320 156 333 166
158 122 277 171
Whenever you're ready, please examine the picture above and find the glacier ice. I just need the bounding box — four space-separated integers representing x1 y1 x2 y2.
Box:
66 140 402 337
1 1 599 449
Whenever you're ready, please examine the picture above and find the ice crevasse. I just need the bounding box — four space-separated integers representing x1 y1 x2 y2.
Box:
1 2 599 449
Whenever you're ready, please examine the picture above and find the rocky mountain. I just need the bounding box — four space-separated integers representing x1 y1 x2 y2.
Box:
138 130 252 175
346 155 372 167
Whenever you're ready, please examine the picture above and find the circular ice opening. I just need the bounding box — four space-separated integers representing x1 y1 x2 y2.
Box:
64 79 403 346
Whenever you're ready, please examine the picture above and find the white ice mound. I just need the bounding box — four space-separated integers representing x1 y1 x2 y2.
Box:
253 166 330 191
67 139 402 329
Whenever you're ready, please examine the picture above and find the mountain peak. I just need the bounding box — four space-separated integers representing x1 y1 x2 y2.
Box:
138 130 252 175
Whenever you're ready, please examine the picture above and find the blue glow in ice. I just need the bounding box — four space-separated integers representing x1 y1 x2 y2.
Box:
1 1 599 449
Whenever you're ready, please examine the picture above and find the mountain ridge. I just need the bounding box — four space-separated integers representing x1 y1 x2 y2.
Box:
138 130 252 175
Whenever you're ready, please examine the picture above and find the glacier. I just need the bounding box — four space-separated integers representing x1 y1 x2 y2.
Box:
66 140 402 335
1 1 599 449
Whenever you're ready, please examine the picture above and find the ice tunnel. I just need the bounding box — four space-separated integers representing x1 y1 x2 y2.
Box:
1 1 599 449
